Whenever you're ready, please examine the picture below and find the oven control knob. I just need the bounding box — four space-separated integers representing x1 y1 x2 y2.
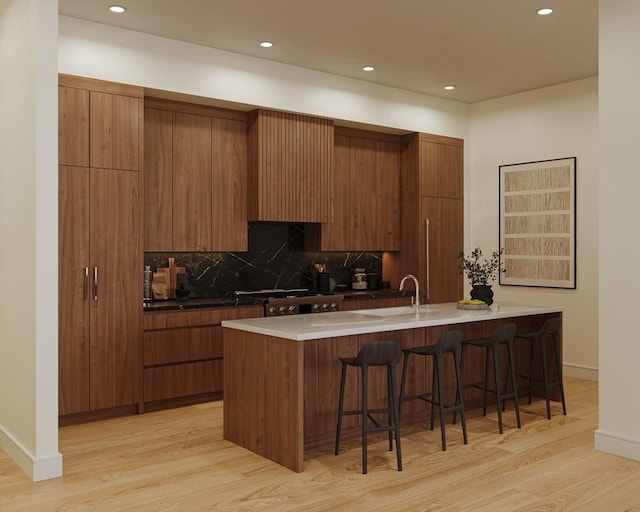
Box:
312 303 321 312
288 305 296 313
330 302 338 310
322 303 329 311
279 306 287 314
268 307 277 315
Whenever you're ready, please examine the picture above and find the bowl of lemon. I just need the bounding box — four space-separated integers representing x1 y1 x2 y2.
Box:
457 299 488 310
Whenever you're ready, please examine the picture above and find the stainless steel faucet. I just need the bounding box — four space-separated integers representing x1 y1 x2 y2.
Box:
399 274 420 312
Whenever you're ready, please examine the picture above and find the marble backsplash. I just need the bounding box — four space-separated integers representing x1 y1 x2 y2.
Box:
145 223 382 298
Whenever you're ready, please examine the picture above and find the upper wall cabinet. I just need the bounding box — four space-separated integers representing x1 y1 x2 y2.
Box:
58 74 143 172
247 109 334 223
306 127 401 251
144 98 248 252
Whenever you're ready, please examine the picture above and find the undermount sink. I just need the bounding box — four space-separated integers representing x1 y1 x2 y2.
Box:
357 305 436 317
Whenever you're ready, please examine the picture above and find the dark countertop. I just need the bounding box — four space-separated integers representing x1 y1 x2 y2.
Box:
143 289 412 312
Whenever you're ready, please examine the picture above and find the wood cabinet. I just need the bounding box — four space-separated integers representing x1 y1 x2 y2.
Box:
144 99 248 252
58 74 143 420
306 128 401 251
383 133 464 303
142 305 263 409
247 109 334 223
58 167 142 415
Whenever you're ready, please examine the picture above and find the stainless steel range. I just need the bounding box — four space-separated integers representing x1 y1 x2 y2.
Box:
234 289 343 317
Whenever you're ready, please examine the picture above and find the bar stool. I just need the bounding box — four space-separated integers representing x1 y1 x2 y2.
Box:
334 340 402 474
399 329 467 451
459 323 521 434
515 317 567 419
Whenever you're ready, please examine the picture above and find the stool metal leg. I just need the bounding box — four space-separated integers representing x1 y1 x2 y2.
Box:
453 349 468 444
527 337 535 405
361 364 369 474
389 364 403 471
435 353 447 450
334 361 347 455
492 344 505 434
483 344 491 417
387 367 393 451
430 359 437 431
398 351 411 419
507 341 521 429
552 334 567 415
540 337 551 420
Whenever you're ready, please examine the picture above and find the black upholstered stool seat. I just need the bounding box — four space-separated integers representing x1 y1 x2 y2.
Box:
515 317 567 419
399 329 467 451
334 339 402 474
459 323 521 434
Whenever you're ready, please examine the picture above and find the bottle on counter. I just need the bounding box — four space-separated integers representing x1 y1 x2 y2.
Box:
143 265 153 300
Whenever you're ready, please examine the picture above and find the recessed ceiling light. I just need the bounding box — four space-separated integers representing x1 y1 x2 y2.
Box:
259 41 273 48
443 85 455 91
109 5 126 13
363 66 375 72
537 8 553 15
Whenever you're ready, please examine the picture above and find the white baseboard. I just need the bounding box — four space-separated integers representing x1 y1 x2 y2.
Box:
563 362 598 381
594 429 640 461
0 426 63 481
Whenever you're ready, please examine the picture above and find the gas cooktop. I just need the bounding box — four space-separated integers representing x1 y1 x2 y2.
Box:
233 288 338 299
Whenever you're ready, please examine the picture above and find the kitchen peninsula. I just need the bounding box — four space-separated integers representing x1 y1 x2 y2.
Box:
221 302 562 472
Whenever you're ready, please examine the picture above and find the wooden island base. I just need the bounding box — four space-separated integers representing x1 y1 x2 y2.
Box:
223 310 562 472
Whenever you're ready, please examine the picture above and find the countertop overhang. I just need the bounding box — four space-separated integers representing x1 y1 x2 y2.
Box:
221 302 563 341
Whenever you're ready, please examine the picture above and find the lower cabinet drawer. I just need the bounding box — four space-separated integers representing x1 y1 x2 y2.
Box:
144 326 222 366
143 360 223 402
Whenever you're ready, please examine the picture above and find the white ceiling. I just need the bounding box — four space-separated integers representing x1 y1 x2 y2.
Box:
58 0 599 104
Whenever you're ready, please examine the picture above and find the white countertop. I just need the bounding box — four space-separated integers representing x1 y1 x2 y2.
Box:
221 302 562 341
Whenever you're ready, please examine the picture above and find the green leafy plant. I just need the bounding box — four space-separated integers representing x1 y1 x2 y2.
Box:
458 248 505 286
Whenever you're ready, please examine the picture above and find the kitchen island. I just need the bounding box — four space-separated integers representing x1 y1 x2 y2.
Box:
221 302 562 472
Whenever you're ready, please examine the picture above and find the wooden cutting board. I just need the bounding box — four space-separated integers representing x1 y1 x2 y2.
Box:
157 258 186 298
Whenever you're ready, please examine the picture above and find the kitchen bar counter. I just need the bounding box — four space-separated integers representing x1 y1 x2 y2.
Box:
222 302 563 472
221 302 562 340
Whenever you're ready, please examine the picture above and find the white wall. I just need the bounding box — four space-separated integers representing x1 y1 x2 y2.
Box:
469 78 599 381
58 16 469 139
0 0 62 480
595 0 640 461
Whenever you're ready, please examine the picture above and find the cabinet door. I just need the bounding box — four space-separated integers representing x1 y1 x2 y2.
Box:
349 138 377 249
375 141 400 250
419 141 463 199
58 166 90 415
90 92 141 171
58 87 89 167
144 108 173 251
89 169 141 409
173 112 212 251
211 118 248 251
421 197 463 303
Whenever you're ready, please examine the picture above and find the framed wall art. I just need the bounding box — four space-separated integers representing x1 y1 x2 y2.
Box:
499 157 576 289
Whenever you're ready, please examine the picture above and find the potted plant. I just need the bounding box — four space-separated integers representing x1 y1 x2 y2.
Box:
457 248 505 306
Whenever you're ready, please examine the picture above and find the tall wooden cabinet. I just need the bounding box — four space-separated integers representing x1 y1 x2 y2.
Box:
144 98 248 252
58 74 143 419
383 133 463 303
305 128 400 251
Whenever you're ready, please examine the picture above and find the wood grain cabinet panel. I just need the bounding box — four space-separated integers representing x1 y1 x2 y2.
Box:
89 169 141 410
144 108 173 251
143 326 222 366
144 360 224 402
58 87 89 167
211 118 248 250
58 166 90 415
248 109 334 223
90 92 141 171
306 129 400 251
419 139 463 199
173 112 212 251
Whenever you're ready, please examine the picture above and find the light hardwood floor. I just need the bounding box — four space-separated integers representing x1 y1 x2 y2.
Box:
1 377 639 512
